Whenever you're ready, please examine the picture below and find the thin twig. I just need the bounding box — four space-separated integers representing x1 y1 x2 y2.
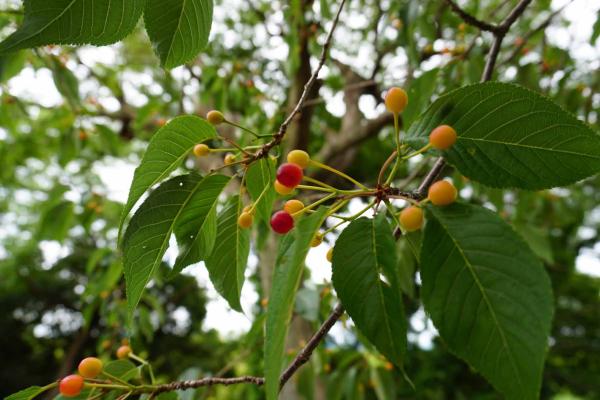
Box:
253 0 347 160
444 0 498 32
279 304 345 387
415 0 533 199
501 1 571 64
150 304 345 394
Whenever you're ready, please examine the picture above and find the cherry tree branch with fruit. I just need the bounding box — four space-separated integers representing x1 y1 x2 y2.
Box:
5 0 600 400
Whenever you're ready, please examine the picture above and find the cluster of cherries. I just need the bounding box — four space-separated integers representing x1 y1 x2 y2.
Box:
191 87 460 250
58 345 132 397
237 150 310 234
384 87 459 232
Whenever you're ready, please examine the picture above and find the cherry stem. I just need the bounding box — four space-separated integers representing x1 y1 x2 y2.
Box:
210 145 262 153
100 371 134 388
85 383 131 391
302 175 337 190
128 353 156 384
377 150 397 186
224 120 263 138
401 143 432 160
217 136 250 155
385 113 404 184
296 184 336 193
293 192 338 217
323 200 375 235
309 160 368 190
248 181 272 213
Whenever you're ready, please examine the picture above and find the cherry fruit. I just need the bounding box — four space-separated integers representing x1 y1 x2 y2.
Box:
276 163 303 188
270 211 294 234
193 143 210 157
78 357 103 379
399 206 424 232
284 199 304 215
287 150 310 169
428 180 457 206
59 375 84 397
429 125 457 150
385 87 408 114
274 180 294 195
206 110 224 125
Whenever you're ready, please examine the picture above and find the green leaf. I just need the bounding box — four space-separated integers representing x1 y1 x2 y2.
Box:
119 116 217 239
204 195 250 312
37 200 74 242
0 50 27 83
245 158 276 224
331 215 407 366
591 11 600 44
144 0 213 68
421 203 554 399
0 0 145 54
402 68 439 129
48 56 80 109
6 386 47 400
123 173 212 317
264 207 328 400
171 174 231 276
103 359 140 381
513 222 554 264
405 82 600 189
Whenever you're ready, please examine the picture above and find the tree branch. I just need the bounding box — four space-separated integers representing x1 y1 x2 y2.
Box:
279 303 345 387
253 0 347 160
418 0 533 197
444 0 498 32
148 304 345 394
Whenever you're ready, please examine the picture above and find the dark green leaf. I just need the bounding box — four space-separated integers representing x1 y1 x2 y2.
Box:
421 203 554 399
332 215 407 366
6 386 47 400
203 195 250 312
264 207 328 400
123 173 210 317
144 0 213 68
0 0 145 54
171 174 231 275
120 116 217 239
405 82 600 189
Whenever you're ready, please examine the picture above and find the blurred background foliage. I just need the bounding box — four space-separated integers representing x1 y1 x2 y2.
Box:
0 0 598 399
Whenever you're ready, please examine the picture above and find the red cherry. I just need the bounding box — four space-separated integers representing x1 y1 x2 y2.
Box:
270 211 294 234
59 375 84 397
276 163 303 188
